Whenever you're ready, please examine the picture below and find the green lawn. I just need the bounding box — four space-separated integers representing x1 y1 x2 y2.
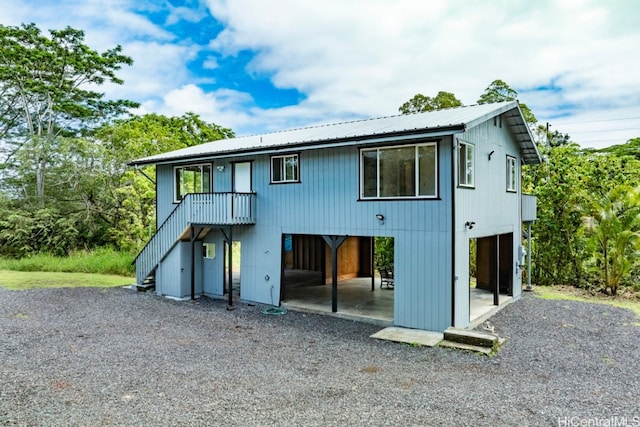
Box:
533 285 640 318
0 270 134 291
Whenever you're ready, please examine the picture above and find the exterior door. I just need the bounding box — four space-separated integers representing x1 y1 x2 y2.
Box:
233 162 251 193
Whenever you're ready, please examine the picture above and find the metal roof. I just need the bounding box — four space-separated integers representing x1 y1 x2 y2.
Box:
130 101 541 166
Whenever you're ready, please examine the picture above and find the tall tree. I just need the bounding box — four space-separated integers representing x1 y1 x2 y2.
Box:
92 113 234 251
477 79 537 124
0 23 138 202
398 91 462 114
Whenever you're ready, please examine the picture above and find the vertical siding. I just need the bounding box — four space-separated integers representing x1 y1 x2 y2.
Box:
454 119 524 327
153 130 527 332
222 140 455 331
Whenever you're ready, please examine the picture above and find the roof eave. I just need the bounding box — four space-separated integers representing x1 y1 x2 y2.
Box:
128 124 466 167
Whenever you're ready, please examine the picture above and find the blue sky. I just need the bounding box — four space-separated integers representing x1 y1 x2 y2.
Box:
2 0 639 148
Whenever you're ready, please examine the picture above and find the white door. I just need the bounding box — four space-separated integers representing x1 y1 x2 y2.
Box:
234 162 251 193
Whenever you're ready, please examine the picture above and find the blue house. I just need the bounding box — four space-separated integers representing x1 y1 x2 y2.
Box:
130 101 540 332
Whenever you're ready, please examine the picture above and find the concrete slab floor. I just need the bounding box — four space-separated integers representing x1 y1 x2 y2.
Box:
279 269 514 333
281 270 394 326
370 327 443 347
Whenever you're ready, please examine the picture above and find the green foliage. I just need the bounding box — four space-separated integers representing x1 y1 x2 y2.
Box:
477 79 537 124
477 79 518 104
0 23 234 258
580 186 640 295
524 141 640 292
399 91 462 114
374 237 394 269
0 247 134 276
599 137 640 159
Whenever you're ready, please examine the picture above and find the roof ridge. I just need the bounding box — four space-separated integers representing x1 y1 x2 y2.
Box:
236 101 516 139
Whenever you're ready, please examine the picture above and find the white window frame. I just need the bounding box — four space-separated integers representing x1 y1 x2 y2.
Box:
359 142 438 199
173 163 212 202
270 154 299 183
506 155 517 192
202 243 216 259
458 141 475 188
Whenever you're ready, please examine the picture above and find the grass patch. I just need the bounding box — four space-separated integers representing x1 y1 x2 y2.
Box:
0 247 135 276
533 286 640 318
0 270 134 290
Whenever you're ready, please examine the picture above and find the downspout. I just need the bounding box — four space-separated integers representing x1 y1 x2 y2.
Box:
451 137 456 327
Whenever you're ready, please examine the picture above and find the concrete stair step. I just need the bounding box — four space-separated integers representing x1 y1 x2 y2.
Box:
438 340 495 355
440 327 506 354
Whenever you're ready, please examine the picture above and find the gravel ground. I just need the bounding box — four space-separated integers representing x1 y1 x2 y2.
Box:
1 287 639 427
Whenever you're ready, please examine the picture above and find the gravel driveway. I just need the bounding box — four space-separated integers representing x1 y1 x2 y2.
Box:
1 286 639 426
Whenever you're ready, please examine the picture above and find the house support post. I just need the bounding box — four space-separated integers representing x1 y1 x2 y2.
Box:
322 235 347 313
526 223 533 291
370 236 375 291
494 234 500 306
220 227 234 309
190 225 199 300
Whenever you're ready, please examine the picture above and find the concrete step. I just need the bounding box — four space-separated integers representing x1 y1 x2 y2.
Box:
438 340 495 355
440 327 506 354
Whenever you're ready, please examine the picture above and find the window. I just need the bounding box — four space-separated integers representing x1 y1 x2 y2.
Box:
458 141 474 188
271 154 299 183
360 142 437 199
202 243 216 259
174 164 211 202
506 156 517 192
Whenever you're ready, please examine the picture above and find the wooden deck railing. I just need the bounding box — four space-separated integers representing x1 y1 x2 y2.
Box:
135 192 256 284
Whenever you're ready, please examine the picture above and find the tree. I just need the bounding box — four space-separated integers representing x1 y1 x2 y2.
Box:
599 137 640 159
581 186 640 295
477 79 537 124
92 113 234 251
399 91 462 114
0 23 138 202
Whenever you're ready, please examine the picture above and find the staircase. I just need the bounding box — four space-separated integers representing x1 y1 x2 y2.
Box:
134 192 256 285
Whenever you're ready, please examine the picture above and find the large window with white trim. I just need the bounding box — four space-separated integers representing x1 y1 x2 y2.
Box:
271 154 299 183
360 142 438 199
174 163 211 202
506 155 517 192
458 141 475 188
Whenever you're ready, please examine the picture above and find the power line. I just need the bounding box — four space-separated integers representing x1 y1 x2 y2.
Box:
556 116 640 126
569 127 640 134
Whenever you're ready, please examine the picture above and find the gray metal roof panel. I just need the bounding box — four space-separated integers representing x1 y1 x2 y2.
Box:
130 101 541 166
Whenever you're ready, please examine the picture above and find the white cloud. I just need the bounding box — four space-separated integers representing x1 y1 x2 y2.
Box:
2 0 638 148
203 0 640 147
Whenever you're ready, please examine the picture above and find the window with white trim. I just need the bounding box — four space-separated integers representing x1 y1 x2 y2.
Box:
506 155 517 192
458 141 474 188
271 154 299 183
174 163 211 202
360 142 437 199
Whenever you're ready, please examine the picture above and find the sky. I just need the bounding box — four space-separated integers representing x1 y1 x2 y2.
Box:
2 0 639 149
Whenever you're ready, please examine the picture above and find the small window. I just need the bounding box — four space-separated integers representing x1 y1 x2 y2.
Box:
271 154 299 183
506 156 517 192
458 141 474 188
203 243 215 259
174 164 212 202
